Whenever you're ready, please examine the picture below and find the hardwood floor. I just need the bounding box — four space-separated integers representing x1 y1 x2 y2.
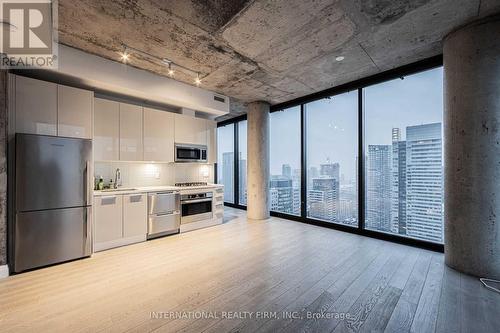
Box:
0 207 498 332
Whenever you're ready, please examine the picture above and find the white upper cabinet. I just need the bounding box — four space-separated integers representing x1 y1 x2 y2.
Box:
94 98 119 161
174 113 207 146
144 107 174 162
15 76 57 136
14 75 93 139
58 85 93 139
120 103 143 161
207 120 217 164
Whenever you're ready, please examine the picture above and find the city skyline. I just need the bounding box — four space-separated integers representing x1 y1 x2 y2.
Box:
218 67 444 242
270 67 443 181
221 123 443 242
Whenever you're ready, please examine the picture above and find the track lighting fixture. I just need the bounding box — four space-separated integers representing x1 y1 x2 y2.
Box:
167 63 174 77
119 48 130 63
118 44 203 86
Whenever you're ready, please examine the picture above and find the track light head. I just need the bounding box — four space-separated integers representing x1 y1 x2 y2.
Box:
119 49 130 63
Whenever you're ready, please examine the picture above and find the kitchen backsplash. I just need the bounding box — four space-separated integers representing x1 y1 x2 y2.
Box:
94 162 214 188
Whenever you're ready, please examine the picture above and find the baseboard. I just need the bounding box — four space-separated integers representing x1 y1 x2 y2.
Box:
0 265 9 279
180 218 222 233
94 235 147 252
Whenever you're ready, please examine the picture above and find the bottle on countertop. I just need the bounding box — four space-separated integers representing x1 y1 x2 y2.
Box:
98 177 104 191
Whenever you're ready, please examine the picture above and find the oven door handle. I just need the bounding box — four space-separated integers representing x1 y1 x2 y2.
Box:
182 198 213 204
154 211 180 217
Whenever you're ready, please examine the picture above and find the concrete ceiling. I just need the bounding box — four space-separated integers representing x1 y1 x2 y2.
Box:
58 0 499 120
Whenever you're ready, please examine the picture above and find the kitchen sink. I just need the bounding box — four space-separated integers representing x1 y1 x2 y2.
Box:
99 188 137 192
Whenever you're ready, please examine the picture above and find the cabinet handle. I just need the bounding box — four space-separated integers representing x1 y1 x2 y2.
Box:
101 196 117 205
129 194 143 203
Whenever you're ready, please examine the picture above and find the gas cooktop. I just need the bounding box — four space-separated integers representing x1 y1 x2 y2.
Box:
175 182 208 187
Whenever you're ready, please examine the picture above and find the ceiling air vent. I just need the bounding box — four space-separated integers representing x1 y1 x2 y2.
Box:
213 95 225 103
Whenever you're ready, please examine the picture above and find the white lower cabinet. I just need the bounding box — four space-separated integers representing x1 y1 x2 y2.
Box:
123 194 147 238
94 194 147 252
94 195 123 244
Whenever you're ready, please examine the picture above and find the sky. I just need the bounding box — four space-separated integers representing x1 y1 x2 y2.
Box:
220 67 444 184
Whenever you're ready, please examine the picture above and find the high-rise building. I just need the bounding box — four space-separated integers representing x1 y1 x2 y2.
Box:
391 128 407 235
292 187 301 215
320 163 340 180
366 145 392 231
270 177 295 214
339 182 357 225
406 123 443 243
239 156 247 204
222 152 234 202
282 164 292 178
308 177 339 221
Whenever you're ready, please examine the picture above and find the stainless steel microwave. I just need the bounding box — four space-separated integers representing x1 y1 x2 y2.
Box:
175 144 208 163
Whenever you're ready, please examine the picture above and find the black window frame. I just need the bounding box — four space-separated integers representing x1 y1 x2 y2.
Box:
217 114 248 210
218 55 444 252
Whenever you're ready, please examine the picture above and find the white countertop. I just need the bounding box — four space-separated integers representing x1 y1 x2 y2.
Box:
94 184 223 196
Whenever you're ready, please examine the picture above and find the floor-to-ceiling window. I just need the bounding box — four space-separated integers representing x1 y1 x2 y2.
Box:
364 67 444 243
270 106 301 216
217 123 235 203
218 60 444 250
238 121 248 205
305 91 358 227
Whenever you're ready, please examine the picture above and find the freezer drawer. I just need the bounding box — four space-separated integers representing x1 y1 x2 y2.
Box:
13 207 91 273
148 212 180 239
148 192 180 215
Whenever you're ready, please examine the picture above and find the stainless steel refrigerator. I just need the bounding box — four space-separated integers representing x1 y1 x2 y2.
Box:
11 134 92 273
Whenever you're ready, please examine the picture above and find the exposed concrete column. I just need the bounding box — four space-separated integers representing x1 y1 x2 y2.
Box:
247 101 270 220
0 70 7 269
443 15 500 279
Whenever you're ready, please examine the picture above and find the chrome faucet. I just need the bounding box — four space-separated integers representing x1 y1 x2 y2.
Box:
114 168 122 189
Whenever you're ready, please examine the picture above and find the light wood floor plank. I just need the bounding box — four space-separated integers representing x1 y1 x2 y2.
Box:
384 251 433 333
410 254 445 333
0 208 498 333
434 265 462 333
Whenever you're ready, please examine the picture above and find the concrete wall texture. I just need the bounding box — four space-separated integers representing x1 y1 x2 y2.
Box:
246 101 270 220
444 15 500 279
0 70 7 266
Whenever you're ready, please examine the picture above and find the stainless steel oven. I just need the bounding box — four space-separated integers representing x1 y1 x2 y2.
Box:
147 191 181 239
181 192 213 224
175 144 207 163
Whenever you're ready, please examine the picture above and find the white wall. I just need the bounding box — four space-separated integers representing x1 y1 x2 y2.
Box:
94 162 214 188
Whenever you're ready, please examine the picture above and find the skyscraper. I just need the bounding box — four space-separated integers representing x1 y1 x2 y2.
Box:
406 123 443 243
391 128 407 235
320 163 340 180
366 145 392 231
308 177 339 221
239 155 247 204
282 164 292 178
222 152 234 202
270 177 295 214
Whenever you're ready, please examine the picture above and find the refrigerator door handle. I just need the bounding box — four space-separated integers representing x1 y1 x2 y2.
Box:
85 161 92 206
84 207 92 255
